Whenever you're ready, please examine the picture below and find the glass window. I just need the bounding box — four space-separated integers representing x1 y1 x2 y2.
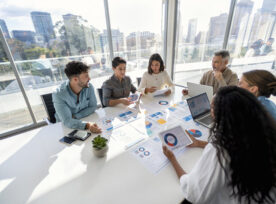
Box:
174 0 231 86
108 0 164 82
0 40 33 134
227 0 276 77
0 0 109 123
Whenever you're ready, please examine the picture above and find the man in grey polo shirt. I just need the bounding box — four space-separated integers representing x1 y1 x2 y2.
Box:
52 61 101 133
102 57 137 107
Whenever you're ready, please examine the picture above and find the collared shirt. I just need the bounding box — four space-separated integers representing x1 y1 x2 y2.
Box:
101 74 136 107
52 81 97 130
258 96 276 121
200 68 238 94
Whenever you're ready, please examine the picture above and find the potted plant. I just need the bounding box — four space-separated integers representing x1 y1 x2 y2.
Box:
92 135 108 157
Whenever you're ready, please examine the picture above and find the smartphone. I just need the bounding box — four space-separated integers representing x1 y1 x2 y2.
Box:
59 136 76 144
68 129 78 137
67 129 91 141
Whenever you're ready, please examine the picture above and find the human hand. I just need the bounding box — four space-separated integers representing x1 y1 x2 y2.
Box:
146 87 157 93
87 122 102 133
120 98 134 105
185 130 208 148
185 130 200 147
162 145 175 161
213 71 223 81
164 89 171 96
182 89 188 95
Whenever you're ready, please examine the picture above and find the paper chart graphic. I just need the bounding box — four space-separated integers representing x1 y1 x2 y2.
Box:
183 115 192 121
188 129 202 137
159 100 168 105
164 133 178 146
135 146 151 158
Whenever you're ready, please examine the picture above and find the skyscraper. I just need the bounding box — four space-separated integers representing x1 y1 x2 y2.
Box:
0 19 10 39
62 14 101 55
231 0 254 37
186 18 197 43
207 13 228 43
31 11 55 43
261 0 276 13
101 29 124 52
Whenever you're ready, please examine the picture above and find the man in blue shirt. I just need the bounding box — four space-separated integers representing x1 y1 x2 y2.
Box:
52 61 101 133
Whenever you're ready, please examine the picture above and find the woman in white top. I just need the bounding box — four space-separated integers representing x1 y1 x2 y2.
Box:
163 86 276 204
138 53 174 95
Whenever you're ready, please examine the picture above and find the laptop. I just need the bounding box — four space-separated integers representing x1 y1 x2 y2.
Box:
186 93 214 128
187 82 213 102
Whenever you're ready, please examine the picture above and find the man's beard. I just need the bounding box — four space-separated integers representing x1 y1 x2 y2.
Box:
78 81 89 88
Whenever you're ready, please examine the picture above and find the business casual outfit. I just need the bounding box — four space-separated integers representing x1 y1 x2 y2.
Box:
200 68 238 94
52 81 97 130
180 143 275 204
258 96 276 121
101 74 136 107
138 70 174 94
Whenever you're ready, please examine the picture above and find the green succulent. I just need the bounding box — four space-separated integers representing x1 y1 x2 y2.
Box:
92 135 108 150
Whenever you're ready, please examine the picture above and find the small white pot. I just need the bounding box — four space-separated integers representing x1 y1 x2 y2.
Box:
93 145 108 157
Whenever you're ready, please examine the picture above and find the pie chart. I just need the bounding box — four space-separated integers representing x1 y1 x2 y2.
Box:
188 129 202 138
164 133 178 146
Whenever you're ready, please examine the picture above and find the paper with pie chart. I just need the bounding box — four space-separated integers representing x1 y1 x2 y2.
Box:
159 125 193 150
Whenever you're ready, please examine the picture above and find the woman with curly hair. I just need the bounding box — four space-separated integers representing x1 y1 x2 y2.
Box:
163 86 276 204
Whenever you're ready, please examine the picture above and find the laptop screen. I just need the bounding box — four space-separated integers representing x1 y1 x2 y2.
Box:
186 93 211 119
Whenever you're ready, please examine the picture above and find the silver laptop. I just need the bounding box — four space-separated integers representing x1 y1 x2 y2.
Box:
186 93 213 128
187 82 213 102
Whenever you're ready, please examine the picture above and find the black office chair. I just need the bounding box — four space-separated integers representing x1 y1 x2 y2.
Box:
137 77 141 86
181 199 192 204
97 88 106 108
41 93 56 124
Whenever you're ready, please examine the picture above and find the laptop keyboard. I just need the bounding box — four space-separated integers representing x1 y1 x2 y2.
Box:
198 115 213 125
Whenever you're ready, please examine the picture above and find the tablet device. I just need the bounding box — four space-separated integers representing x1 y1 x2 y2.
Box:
59 136 76 144
159 125 193 150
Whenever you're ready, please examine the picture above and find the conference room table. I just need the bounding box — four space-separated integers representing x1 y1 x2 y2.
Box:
0 87 208 204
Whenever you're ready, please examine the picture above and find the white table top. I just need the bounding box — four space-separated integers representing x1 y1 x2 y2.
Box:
0 87 206 204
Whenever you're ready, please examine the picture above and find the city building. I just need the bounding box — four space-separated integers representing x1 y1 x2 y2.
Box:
12 30 35 44
31 11 55 43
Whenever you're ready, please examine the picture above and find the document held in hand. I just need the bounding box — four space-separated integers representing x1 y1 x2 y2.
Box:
159 126 193 151
128 93 141 102
153 88 169 97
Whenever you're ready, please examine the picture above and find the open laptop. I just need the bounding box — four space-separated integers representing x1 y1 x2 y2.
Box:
187 82 213 102
186 93 213 128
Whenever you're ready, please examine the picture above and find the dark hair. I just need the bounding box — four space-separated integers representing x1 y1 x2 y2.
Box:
243 70 276 97
210 86 276 203
214 50 230 59
112 57 126 68
64 61 89 79
147 53 165 74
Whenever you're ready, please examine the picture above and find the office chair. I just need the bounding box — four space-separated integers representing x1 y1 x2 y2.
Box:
137 77 141 86
41 93 56 124
97 88 106 108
